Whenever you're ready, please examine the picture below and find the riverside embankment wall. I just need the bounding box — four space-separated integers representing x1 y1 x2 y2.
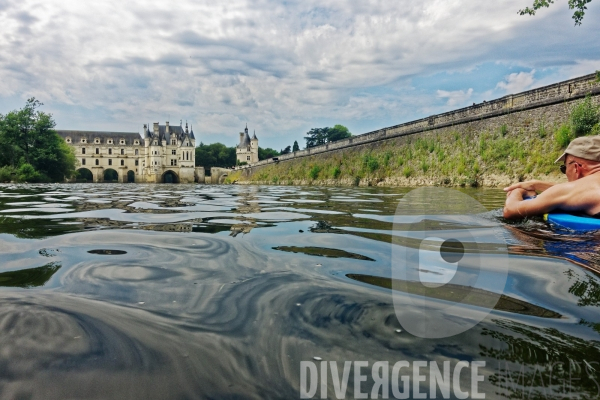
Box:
239 73 600 186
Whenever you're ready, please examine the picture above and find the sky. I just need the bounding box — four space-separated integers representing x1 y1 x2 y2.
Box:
0 0 599 151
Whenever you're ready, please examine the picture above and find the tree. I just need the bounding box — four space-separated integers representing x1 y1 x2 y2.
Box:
195 142 236 168
0 98 76 182
293 140 300 152
304 125 352 148
519 0 592 25
280 145 292 155
258 147 280 160
328 124 352 142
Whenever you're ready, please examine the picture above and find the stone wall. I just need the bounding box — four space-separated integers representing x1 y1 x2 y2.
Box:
240 72 600 178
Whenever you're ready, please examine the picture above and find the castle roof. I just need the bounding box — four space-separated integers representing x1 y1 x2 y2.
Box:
237 130 252 148
56 130 142 145
252 131 257 140
147 124 195 144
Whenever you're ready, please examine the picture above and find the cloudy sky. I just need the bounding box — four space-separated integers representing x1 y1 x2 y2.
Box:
0 0 598 150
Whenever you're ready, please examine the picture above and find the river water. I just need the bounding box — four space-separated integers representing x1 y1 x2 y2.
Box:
0 183 599 399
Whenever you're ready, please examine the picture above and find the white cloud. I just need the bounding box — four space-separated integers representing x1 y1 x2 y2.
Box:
496 70 536 93
436 88 473 107
0 0 597 149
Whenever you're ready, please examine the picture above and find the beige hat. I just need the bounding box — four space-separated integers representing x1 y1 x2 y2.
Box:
555 135 600 163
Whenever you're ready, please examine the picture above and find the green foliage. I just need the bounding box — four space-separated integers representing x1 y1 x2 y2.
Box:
331 166 341 179
259 147 280 160
538 121 547 138
420 160 430 173
555 124 575 148
362 154 379 173
0 166 15 182
195 142 236 168
519 0 592 26
292 140 300 152
304 125 351 148
570 95 599 136
308 165 322 179
596 70 600 82
402 166 412 178
0 98 75 181
17 163 43 182
499 124 508 137
280 145 291 155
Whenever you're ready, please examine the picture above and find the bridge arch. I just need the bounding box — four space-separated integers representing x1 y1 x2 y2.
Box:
103 168 119 183
162 170 179 183
75 168 93 182
127 170 135 183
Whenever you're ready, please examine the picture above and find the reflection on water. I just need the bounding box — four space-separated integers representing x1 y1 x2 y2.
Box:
0 183 600 399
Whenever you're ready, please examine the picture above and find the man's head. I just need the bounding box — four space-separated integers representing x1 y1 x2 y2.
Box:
556 136 600 181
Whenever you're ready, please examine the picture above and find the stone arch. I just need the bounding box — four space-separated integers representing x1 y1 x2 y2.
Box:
127 170 135 183
162 170 179 183
218 173 228 184
103 168 119 183
75 168 93 182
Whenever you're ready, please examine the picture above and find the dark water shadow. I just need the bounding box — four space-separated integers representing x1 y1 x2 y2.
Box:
0 262 61 288
273 246 375 261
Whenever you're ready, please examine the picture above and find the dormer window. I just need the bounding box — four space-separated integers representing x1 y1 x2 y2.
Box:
95 138 100 144
108 139 113 144
134 140 139 145
81 138 86 143
120 140 125 145
153 141 157 145
171 140 176 145
65 137 72 143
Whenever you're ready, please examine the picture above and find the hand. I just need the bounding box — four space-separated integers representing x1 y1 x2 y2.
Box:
506 188 537 199
504 180 539 194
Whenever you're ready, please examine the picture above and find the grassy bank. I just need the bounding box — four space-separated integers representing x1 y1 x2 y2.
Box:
235 97 600 188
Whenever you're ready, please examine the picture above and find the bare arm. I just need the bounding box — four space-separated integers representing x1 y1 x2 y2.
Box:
503 180 557 194
503 184 572 219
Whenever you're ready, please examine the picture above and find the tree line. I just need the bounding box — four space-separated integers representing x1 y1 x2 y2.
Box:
0 99 76 182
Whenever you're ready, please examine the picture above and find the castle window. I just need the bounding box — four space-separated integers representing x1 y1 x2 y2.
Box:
121 160 124 166
82 159 86 165
172 150 176 155
66 137 71 143
81 138 86 143
134 140 139 145
120 140 125 145
135 160 139 166
121 149 124 155
95 138 100 144
96 148 99 154
135 149 138 155
247 156 250 161
82 148 86 154
108 149 112 155
171 140 176 145
108 139 113 144
95 159 99 165
171 159 177 166
108 159 112 166
153 141 157 145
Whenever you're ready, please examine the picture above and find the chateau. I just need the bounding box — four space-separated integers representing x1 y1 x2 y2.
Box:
236 125 259 164
57 122 203 183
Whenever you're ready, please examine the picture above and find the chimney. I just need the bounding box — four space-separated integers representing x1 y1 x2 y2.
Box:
153 122 159 136
165 121 169 134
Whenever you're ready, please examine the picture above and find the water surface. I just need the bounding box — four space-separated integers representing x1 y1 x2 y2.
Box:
1 183 599 399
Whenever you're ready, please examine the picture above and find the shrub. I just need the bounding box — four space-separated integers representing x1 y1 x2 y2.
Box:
0 166 15 182
331 166 341 179
383 151 392 166
308 165 322 180
538 121 547 138
397 156 405 166
571 95 599 137
421 160 429 173
402 166 412 178
555 124 574 148
17 163 42 182
499 124 508 137
362 154 379 173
